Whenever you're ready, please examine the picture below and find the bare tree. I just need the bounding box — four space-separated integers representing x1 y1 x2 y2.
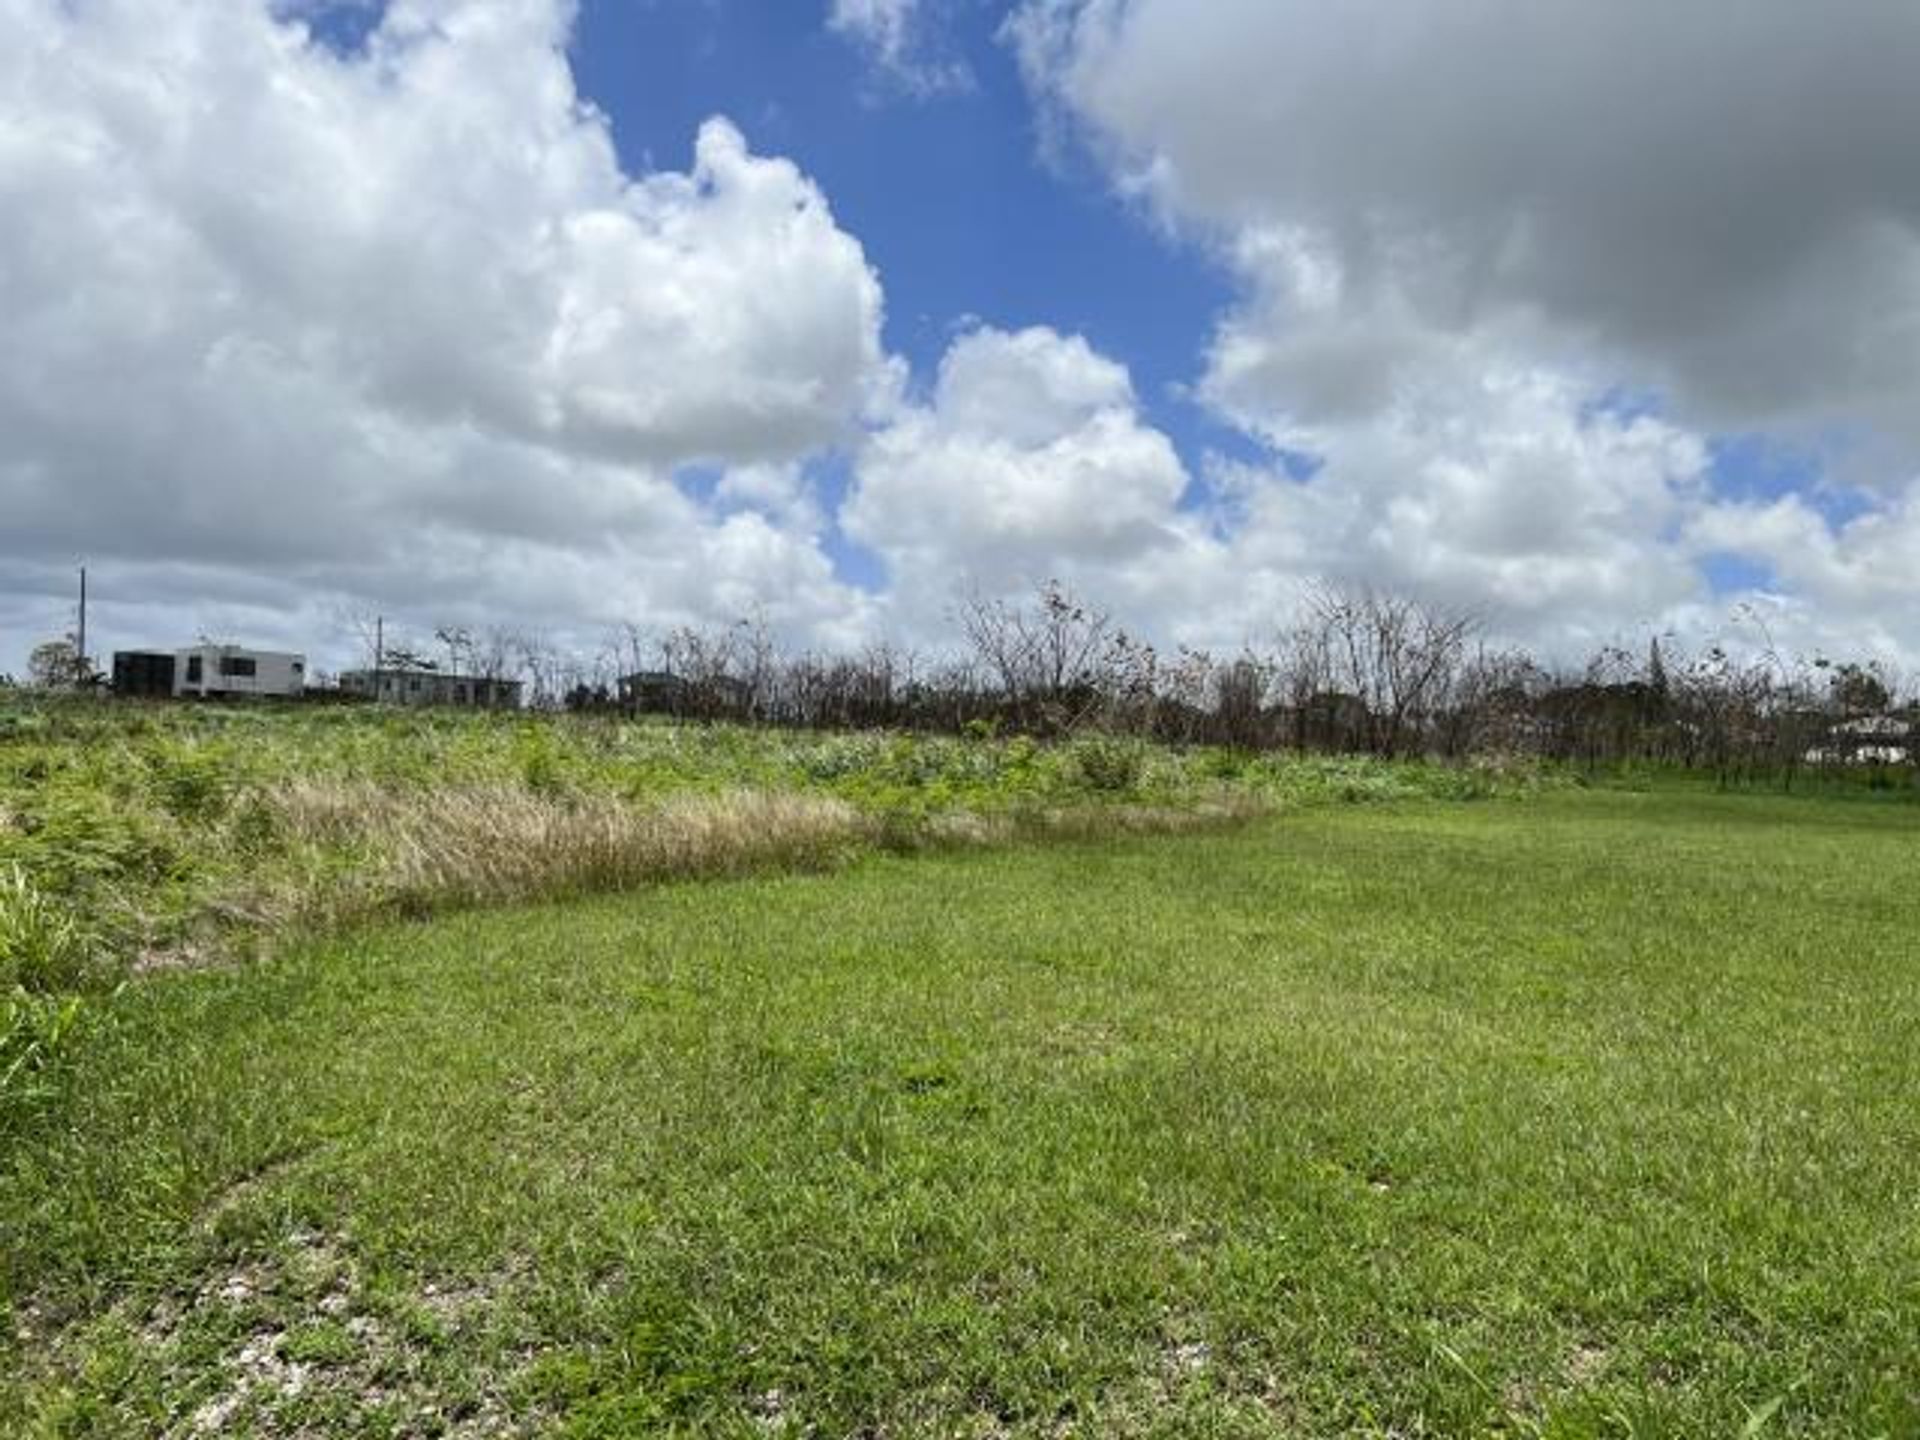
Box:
289 579 1912 784
27 634 95 690
1211 653 1273 749
1156 646 1217 746
434 625 475 676
956 579 1122 735
1283 584 1482 757
736 610 779 723
333 606 387 672
472 625 520 683
503 629 567 710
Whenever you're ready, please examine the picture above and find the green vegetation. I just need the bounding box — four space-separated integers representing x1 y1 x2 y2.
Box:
0 696 1555 1135
5 785 1918 1436
0 697 1547 947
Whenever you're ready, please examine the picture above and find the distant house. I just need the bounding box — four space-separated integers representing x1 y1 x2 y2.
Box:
111 650 178 699
112 645 305 699
1804 714 1913 766
178 644 307 699
339 668 522 709
618 670 692 715
617 670 751 718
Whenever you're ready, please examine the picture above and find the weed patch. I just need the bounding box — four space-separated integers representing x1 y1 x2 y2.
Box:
0 698 1551 984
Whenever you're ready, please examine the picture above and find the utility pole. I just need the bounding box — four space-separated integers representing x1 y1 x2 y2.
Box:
374 615 384 696
77 565 88 677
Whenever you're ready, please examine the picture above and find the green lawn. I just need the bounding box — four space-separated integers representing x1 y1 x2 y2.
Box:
0 697 1542 985
6 790 1919 1437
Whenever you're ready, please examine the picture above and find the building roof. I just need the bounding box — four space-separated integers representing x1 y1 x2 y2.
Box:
177 643 306 661
342 668 521 687
1835 714 1911 737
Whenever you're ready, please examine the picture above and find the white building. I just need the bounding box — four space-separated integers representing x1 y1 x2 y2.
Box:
1803 713 1913 766
173 644 306 699
338 668 522 709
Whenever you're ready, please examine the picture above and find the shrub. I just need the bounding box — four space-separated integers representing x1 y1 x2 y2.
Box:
0 866 111 1134
4 787 181 895
0 864 98 992
226 791 286 857
2 988 95 1126
146 742 235 822
515 728 568 796
1194 747 1253 781
1069 737 1146 794
794 734 887 783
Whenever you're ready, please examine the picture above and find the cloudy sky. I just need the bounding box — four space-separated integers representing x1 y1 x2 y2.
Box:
5 0 1918 676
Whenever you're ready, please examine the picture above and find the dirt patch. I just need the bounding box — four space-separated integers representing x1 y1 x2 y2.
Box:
111 1229 540 1437
1565 1341 1610 1385
132 942 209 976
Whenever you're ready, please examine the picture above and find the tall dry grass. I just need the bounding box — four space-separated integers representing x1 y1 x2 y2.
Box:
267 782 870 919
921 794 1272 848
141 781 1273 973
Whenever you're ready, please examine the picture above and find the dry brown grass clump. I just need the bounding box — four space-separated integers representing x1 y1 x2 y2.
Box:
921 794 1271 848
149 782 1271 974
256 783 870 924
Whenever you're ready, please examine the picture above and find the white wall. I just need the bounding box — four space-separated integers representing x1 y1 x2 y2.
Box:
173 646 306 698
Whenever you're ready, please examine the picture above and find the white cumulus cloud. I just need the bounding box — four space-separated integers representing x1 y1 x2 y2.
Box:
0 0 891 665
828 0 972 97
1005 0 1920 662
844 326 1208 630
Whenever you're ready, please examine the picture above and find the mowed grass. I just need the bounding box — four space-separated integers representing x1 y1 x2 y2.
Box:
5 790 1920 1437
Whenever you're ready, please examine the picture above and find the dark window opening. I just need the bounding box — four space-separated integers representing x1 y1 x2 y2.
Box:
186 656 203 683
219 656 257 678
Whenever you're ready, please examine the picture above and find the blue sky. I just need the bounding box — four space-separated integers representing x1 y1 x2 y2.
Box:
566 0 1243 542
564 0 1254 601
571 3 1234 387
570 0 1882 611
567 0 1844 603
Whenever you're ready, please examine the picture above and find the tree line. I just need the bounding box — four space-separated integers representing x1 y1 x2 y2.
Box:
16 580 1915 782
389 581 1915 784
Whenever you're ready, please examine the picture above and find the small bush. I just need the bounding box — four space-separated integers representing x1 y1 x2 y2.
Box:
1194 747 1253 781
1069 737 1146 794
515 728 568 796
2 988 96 1128
0 864 99 992
6 786 182 895
795 734 886 783
226 791 286 857
146 742 235 822
1 866 112 1134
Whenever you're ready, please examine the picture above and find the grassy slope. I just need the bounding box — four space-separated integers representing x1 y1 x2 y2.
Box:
3 700 1552 1142
6 790 1919 1436
0 699 1537 975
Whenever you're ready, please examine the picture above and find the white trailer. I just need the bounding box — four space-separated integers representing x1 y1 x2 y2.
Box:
173 645 306 699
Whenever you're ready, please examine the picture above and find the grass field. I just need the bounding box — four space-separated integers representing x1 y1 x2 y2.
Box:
0 698 1553 1144
6 787 1918 1436
0 699 1538 974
